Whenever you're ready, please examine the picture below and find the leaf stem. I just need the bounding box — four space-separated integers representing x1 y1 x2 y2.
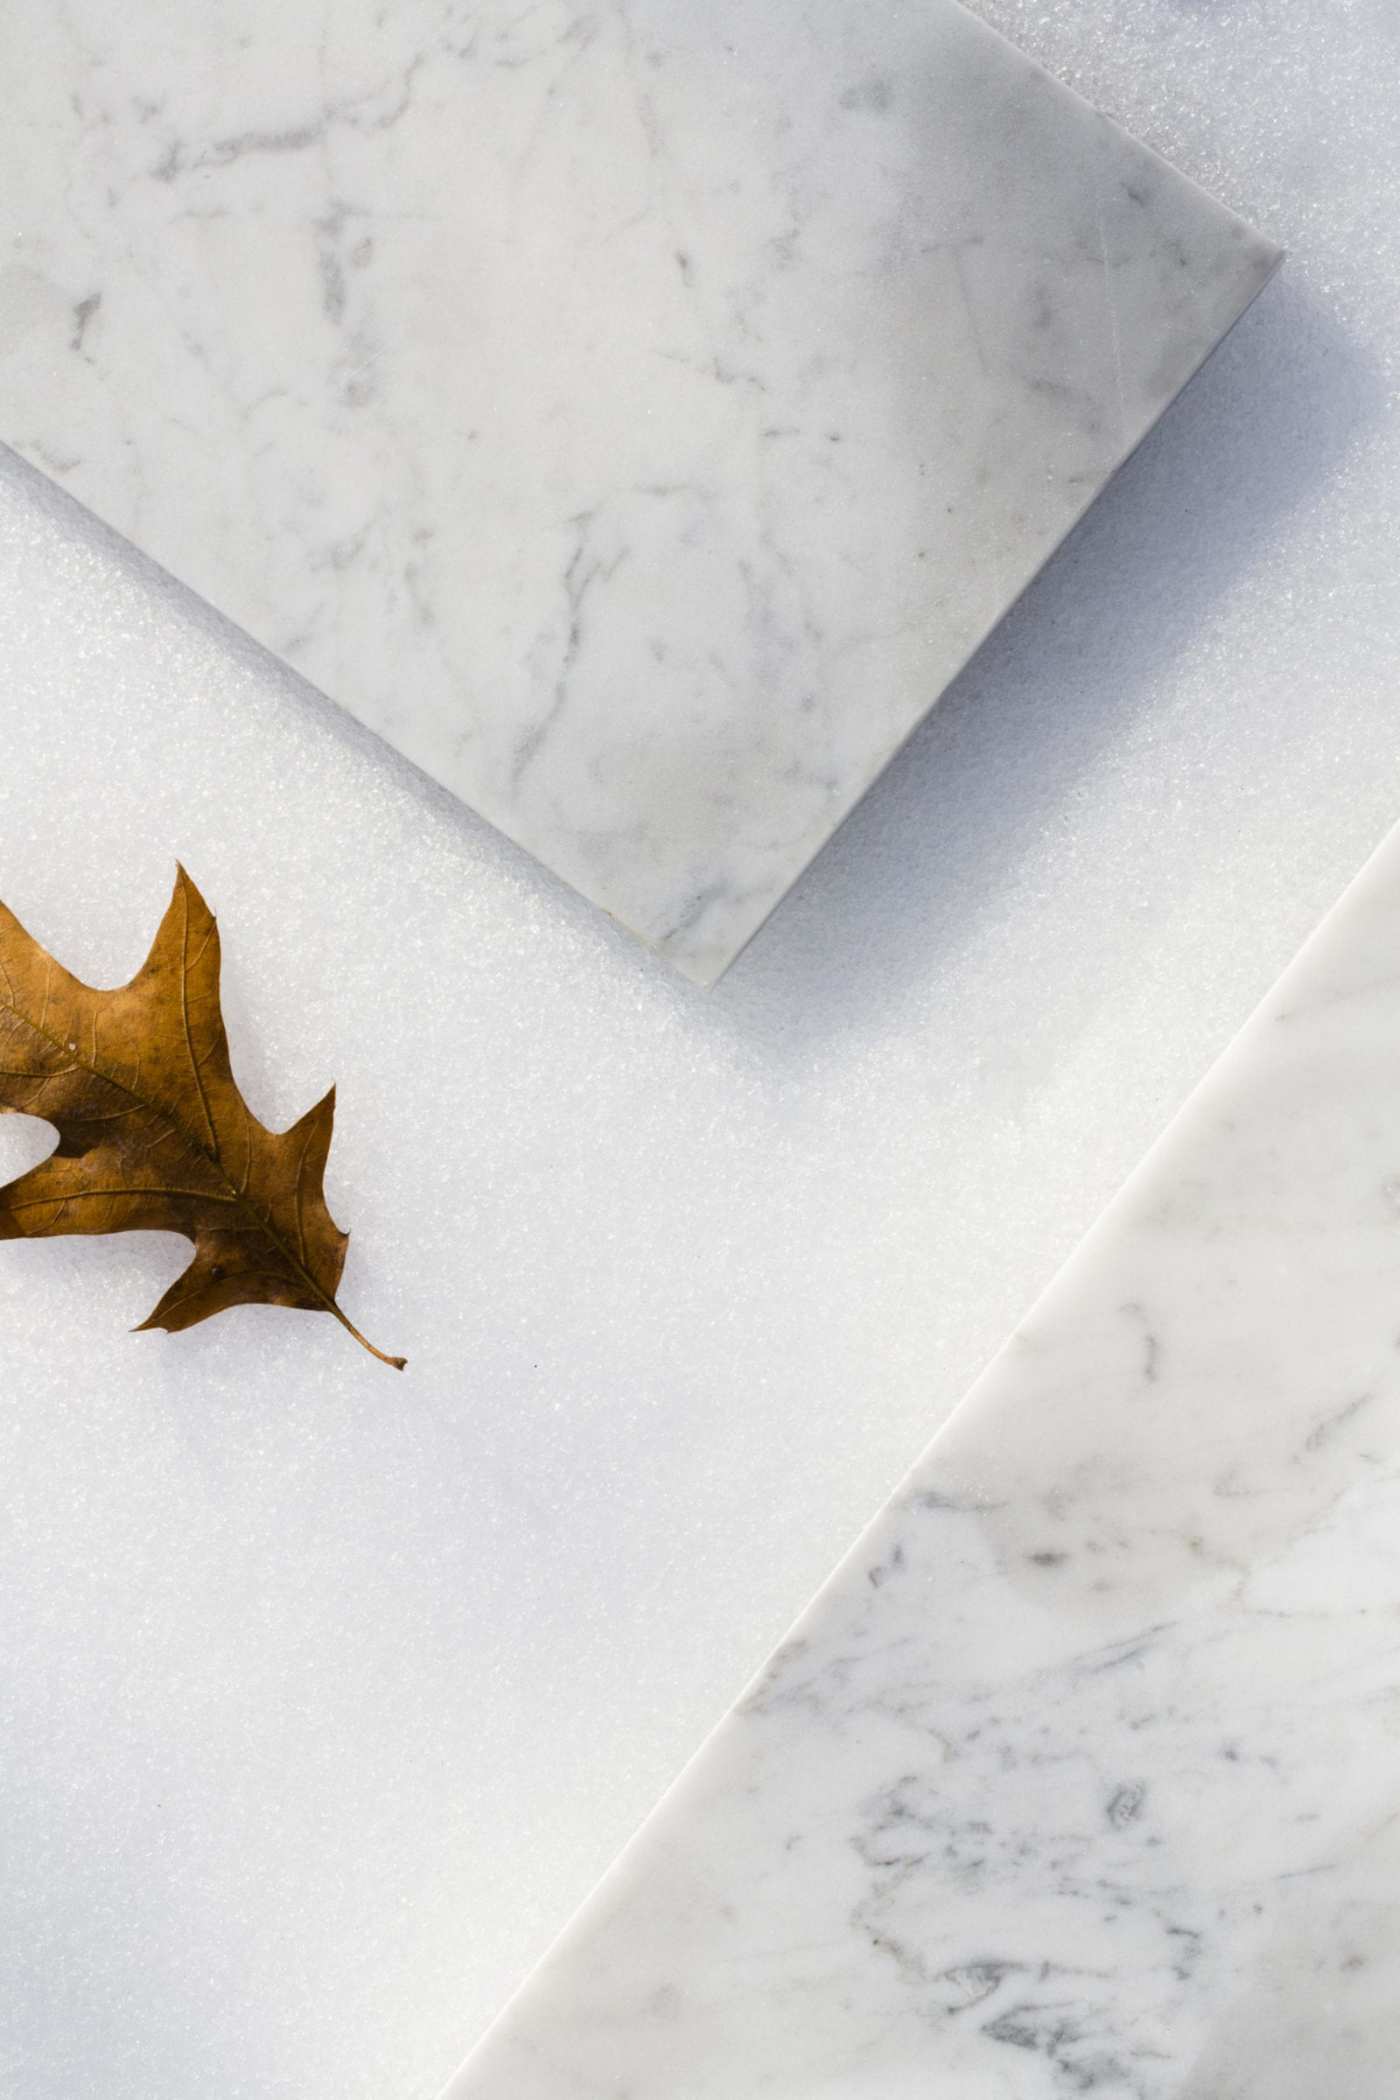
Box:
330 1300 407 1370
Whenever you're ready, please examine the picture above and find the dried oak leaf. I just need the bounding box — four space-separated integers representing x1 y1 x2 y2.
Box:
0 866 403 1368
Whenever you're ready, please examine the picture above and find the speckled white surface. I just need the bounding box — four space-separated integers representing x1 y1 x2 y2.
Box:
0 0 1278 982
0 2 1396 2098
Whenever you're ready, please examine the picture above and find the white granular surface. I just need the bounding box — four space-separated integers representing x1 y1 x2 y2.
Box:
0 3 1396 2095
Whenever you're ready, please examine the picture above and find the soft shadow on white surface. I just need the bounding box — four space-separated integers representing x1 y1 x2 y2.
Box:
720 280 1379 1047
1 7 1399 2100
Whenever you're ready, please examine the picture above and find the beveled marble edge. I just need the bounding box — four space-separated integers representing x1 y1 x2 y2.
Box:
449 6 1285 989
676 233 1284 988
441 812 1400 2096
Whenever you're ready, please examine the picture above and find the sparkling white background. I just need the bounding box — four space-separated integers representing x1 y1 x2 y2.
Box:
0 4 1395 2096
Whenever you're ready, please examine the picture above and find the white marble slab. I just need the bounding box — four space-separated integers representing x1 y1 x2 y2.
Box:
0 0 1277 982
443 814 1400 2092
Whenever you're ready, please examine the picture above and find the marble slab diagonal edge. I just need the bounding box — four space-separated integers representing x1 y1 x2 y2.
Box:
439 811 1400 2098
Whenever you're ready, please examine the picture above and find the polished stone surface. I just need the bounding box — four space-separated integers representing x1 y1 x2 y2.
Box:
0 0 1277 980
445 820 1400 2095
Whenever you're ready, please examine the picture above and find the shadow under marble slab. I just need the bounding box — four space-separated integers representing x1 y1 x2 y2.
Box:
442 818 1400 2091
0 0 1278 982
715 277 1382 1057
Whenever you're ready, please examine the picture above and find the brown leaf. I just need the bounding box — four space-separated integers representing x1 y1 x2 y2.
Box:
0 866 403 1368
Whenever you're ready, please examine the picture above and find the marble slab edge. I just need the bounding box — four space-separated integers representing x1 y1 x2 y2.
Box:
645 236 1286 989
439 810 1400 2096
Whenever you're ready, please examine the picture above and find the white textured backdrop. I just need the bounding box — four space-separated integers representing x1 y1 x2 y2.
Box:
0 3 1395 2096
